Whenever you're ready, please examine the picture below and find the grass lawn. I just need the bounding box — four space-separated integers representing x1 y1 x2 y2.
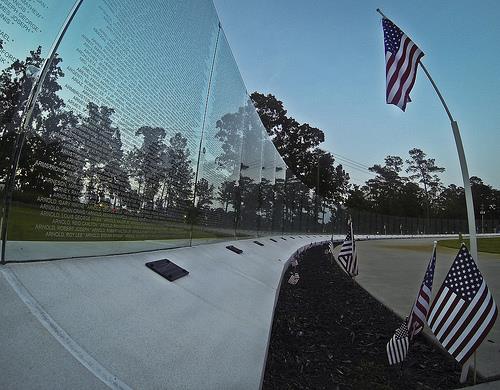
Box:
6 203 240 241
438 237 500 254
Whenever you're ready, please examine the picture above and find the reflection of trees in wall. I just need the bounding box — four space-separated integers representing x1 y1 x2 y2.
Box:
0 47 77 200
196 178 214 210
214 102 243 229
240 103 265 229
195 177 214 225
163 132 194 214
212 99 330 232
0 47 200 226
217 180 235 213
259 178 274 228
79 103 131 207
129 126 166 210
240 102 264 170
214 108 243 176
238 176 260 230
216 99 265 230
212 179 236 228
272 177 284 232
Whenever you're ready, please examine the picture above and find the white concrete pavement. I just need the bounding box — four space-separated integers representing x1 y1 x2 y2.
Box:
338 238 500 380
0 234 330 390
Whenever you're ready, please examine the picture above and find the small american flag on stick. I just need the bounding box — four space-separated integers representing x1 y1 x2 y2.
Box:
427 244 498 365
408 244 437 340
338 221 358 277
287 272 300 285
387 318 410 365
386 244 437 365
381 16 424 111
328 240 334 255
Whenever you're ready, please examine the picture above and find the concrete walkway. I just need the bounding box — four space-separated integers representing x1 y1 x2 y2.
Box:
339 238 500 381
3 235 498 389
0 234 330 390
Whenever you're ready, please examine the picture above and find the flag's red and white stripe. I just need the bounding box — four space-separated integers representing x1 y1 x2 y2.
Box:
428 282 497 364
382 17 424 111
387 320 409 365
408 246 436 340
427 245 498 365
409 283 431 337
385 36 423 110
328 240 334 255
338 222 358 277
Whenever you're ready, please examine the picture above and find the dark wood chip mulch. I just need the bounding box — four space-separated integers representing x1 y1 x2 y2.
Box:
263 243 476 389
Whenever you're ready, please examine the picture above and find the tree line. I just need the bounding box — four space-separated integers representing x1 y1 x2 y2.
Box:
251 92 350 206
252 92 500 227
347 152 500 224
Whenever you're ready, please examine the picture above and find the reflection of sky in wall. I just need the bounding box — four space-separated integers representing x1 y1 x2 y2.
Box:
56 0 219 159
2 0 219 162
0 1 71 65
241 106 265 182
1 0 295 195
199 32 247 183
261 136 276 184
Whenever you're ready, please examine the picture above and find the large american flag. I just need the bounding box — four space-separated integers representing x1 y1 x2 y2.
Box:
338 222 358 277
408 245 437 340
427 244 498 365
387 318 409 365
382 17 424 111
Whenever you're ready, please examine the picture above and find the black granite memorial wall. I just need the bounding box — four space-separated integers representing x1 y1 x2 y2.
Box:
0 0 329 260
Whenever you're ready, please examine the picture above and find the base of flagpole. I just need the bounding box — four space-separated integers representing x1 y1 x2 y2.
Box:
474 351 477 385
460 358 472 383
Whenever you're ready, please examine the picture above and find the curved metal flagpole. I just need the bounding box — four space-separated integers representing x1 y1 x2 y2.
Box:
0 0 84 263
419 61 478 385
418 63 478 262
377 8 478 383
376 7 478 268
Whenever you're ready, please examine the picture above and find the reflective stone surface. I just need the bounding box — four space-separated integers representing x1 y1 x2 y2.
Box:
0 0 327 260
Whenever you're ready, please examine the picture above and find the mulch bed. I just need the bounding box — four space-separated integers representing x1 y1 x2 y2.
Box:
263 243 476 389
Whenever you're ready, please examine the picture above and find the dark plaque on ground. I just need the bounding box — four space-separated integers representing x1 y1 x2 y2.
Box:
263 243 476 389
145 259 188 282
226 245 243 254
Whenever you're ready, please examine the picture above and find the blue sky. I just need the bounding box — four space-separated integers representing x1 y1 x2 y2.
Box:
213 0 500 188
2 0 498 189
